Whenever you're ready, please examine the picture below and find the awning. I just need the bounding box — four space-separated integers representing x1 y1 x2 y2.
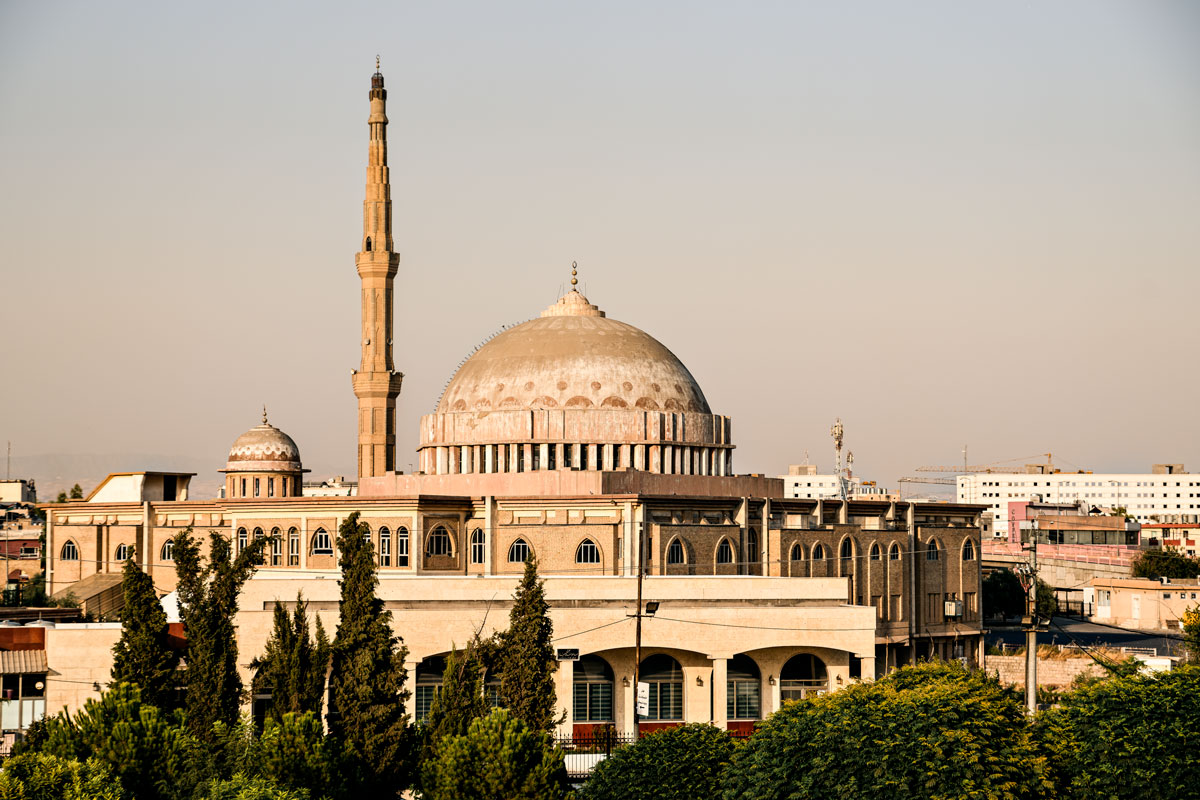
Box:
0 650 48 674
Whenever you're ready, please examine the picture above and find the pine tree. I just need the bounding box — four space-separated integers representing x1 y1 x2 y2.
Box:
111 555 180 708
251 593 331 723
496 554 560 734
327 512 413 793
419 637 491 790
172 527 267 737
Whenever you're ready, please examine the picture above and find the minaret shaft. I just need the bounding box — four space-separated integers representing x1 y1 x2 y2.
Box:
352 68 403 479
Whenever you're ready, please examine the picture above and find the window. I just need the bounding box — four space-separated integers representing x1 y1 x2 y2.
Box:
639 655 683 721
575 539 600 564
573 655 614 722
470 529 485 565
270 528 282 565
580 444 589 471
426 526 452 557
563 443 573 467
254 477 261 497
60 541 78 561
869 543 881 561
747 529 759 563
962 539 975 561
780 653 827 703
716 539 734 564
241 478 247 497
379 527 391 567
840 538 853 560
926 540 940 561
726 654 761 720
288 528 300 566
115 543 130 562
790 543 804 561
508 538 530 564
253 527 264 543
414 656 445 722
812 543 826 560
612 445 621 469
312 528 332 554
667 538 685 564
268 477 275 498
397 526 410 566
238 527 248 553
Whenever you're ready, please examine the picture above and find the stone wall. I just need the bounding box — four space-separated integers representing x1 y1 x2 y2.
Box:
986 654 1105 688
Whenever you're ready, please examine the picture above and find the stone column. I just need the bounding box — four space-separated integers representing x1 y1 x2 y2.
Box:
554 658 573 736
710 656 728 728
860 655 877 681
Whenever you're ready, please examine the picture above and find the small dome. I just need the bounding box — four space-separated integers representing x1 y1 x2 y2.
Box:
436 291 711 415
224 412 303 473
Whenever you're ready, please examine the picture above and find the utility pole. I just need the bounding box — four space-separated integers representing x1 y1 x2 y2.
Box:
1017 520 1039 714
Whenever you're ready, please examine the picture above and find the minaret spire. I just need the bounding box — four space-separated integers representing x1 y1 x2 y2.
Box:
352 60 403 480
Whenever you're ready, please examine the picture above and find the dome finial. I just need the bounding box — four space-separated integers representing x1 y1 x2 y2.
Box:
376 54 380 71
570 261 578 288
262 405 268 425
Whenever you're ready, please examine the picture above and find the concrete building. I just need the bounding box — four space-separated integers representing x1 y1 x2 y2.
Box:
37 65 986 737
0 480 36 505
958 463 1196 537
1092 577 1200 632
781 465 895 501
1140 520 1200 557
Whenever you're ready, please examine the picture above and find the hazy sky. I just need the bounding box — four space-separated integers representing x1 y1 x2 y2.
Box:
2 1 1197 491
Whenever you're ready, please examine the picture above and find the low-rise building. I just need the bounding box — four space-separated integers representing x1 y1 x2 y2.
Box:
1091 577 1200 632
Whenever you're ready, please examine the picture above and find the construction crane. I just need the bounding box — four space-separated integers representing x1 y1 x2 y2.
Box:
916 451 1056 474
897 476 956 500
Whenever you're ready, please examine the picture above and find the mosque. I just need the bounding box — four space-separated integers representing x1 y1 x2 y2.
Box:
41 65 984 736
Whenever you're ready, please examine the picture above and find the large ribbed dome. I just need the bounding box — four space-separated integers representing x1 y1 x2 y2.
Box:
437 291 711 415
224 412 303 473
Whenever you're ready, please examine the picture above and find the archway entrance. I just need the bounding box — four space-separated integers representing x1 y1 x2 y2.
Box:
779 653 828 703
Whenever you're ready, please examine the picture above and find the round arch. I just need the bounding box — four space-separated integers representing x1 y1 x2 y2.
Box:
780 653 828 702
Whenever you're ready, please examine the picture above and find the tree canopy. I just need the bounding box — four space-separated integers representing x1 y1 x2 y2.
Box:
583 723 737 800
496 554 560 734
1130 548 1200 580
251 594 330 724
111 555 180 709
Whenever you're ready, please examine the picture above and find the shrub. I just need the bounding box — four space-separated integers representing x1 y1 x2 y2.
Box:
581 723 737 800
0 752 121 800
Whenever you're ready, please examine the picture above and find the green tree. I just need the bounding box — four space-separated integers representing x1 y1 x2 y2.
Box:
722 661 1048 800
31 682 197 800
203 773 310 800
982 568 1025 619
55 492 67 503
251 594 330 724
496 554 560 733
68 483 84 500
1130 548 1200 580
172 527 267 737
1182 606 1200 664
250 712 344 800
419 637 492 790
1036 664 1200 799
327 512 413 794
0 752 122 800
111 555 180 708
423 708 571 800
582 723 737 800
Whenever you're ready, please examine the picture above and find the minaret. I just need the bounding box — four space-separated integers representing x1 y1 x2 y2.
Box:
351 58 403 479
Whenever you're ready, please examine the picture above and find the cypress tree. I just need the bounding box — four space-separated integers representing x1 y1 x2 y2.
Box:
496 554 560 733
172 527 267 737
419 637 491 789
251 593 331 723
111 554 181 709
327 511 413 793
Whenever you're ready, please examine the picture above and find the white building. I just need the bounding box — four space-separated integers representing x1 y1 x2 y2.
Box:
957 463 1196 537
781 465 895 501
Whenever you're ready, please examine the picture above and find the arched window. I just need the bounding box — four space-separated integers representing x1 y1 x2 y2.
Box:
962 539 976 561
237 527 248 553
576 539 600 564
270 527 282 566
60 540 79 561
747 529 759 563
253 527 264 542
160 540 174 562
414 656 446 722
780 653 828 702
508 538 530 564
397 526 410 566
840 537 854 560
639 654 683 720
115 543 130 562
869 543 881 561
573 655 614 722
727 654 761 720
365 236 372 252
470 529 485 565
379 527 391 567
667 538 685 565
812 543 826 560
426 526 452 557
716 538 734 564
288 527 300 566
312 528 332 554
926 539 941 561
889 543 901 561
790 543 804 561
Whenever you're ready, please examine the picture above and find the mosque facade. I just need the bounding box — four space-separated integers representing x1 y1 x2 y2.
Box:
41 66 984 737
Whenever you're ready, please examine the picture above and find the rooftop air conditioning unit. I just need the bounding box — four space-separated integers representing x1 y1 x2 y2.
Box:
1160 576 1171 585
944 600 963 618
